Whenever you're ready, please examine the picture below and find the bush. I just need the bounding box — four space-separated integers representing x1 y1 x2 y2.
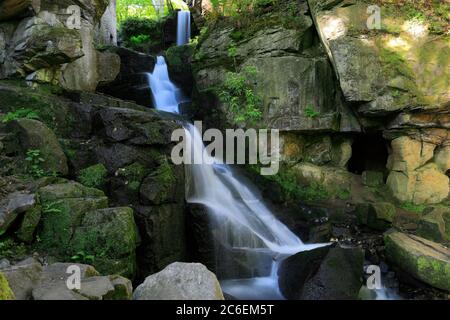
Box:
77 164 108 189
119 17 165 52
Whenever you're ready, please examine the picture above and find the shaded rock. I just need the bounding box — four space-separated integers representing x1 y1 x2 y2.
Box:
278 245 332 299
300 246 364 300
384 230 450 291
0 192 35 235
356 202 396 231
434 146 450 172
0 271 15 300
278 245 364 300
70 207 138 278
97 47 155 107
361 171 384 187
16 204 41 243
417 207 450 243
133 262 224 300
0 0 40 21
139 161 182 205
10 118 68 175
135 204 186 279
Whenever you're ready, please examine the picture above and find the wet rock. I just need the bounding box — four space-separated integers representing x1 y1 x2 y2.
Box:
133 262 224 300
300 246 364 300
278 245 332 299
384 230 450 291
279 244 364 300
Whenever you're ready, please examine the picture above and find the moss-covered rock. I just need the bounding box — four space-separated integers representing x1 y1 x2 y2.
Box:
356 202 396 231
417 207 450 243
9 118 69 176
384 230 450 291
70 207 138 278
77 164 108 189
0 271 15 300
17 205 41 243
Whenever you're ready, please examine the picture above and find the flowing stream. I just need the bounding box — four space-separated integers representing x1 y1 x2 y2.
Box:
146 13 394 300
147 48 324 298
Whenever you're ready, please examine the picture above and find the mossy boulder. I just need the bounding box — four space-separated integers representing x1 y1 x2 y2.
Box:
356 202 396 231
384 230 450 291
37 182 138 278
417 207 450 243
10 118 68 176
0 271 15 300
139 161 181 205
77 164 108 190
70 207 138 278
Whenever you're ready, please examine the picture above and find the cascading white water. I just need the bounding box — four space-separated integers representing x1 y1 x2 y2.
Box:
176 11 191 45
147 55 325 299
147 56 188 113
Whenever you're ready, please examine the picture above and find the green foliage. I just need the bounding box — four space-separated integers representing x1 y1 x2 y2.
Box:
77 164 108 189
71 250 95 264
0 238 27 260
219 65 262 125
336 188 351 200
1 108 40 123
119 17 166 52
42 201 63 214
304 105 320 118
25 149 45 178
118 162 148 191
130 34 150 45
400 202 427 214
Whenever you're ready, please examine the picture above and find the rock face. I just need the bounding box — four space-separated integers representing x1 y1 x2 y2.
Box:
0 0 120 91
0 192 35 235
384 230 450 291
133 262 224 300
278 245 364 300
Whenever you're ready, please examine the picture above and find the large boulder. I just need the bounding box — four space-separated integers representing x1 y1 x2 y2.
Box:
10 118 68 176
279 245 364 300
416 207 450 243
133 262 224 300
356 202 396 231
37 181 138 278
1 258 42 300
384 230 450 291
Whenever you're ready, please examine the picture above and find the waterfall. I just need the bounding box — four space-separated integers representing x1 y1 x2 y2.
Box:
176 11 191 45
147 56 324 299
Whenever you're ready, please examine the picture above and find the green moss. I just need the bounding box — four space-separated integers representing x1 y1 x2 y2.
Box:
400 202 427 214
77 164 108 189
0 272 15 300
117 162 149 191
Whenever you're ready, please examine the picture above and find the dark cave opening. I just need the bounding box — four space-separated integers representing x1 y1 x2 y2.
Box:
348 132 389 175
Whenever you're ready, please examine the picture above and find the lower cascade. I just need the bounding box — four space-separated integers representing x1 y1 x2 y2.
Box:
147 56 324 299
